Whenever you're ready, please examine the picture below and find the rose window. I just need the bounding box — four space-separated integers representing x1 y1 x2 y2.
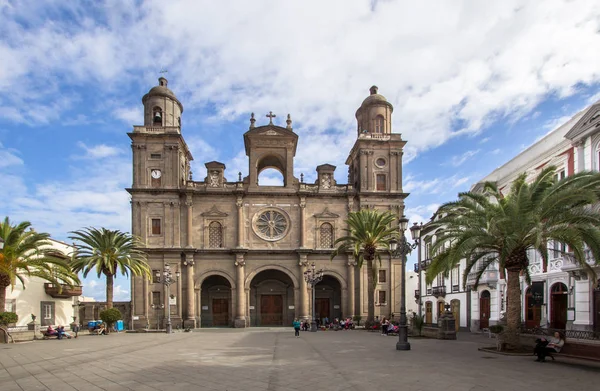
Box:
253 209 289 241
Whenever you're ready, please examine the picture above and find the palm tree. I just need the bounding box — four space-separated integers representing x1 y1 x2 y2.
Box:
70 227 151 309
330 209 398 325
0 217 80 309
426 167 600 349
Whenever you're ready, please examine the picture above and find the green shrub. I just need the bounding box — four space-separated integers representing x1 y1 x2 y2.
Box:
489 325 504 334
0 312 18 326
99 308 122 333
410 313 425 336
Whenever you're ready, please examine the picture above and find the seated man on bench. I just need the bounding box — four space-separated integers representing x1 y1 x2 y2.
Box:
43 325 58 339
534 331 565 362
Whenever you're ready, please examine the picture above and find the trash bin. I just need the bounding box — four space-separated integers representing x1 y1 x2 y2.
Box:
115 320 124 332
87 321 97 330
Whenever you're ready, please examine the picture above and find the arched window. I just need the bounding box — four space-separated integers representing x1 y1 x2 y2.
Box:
153 107 162 126
375 116 384 133
320 223 334 248
208 221 223 248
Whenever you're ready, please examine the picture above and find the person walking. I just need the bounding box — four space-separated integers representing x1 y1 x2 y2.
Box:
293 318 301 338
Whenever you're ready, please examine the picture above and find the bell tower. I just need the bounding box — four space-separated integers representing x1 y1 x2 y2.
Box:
346 86 405 194
129 77 192 190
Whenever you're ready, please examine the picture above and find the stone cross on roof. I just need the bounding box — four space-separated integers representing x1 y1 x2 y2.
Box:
266 111 276 124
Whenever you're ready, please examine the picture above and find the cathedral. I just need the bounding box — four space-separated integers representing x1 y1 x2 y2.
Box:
128 78 408 329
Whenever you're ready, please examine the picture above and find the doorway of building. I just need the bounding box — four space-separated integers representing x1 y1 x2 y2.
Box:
315 275 342 322
249 269 295 326
480 290 491 329
260 295 283 326
425 301 432 324
525 286 542 328
550 283 568 329
212 298 229 326
451 299 460 331
200 275 232 327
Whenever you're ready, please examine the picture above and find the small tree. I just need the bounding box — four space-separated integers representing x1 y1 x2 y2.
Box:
0 312 17 326
410 313 425 337
99 308 122 334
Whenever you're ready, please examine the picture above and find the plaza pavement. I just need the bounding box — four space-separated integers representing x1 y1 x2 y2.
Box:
1 329 599 391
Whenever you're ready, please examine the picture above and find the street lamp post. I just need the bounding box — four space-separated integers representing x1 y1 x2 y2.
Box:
161 263 180 334
414 223 424 317
389 216 421 351
303 262 324 332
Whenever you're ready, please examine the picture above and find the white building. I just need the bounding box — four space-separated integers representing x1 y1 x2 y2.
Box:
467 99 600 332
415 219 470 331
4 239 82 328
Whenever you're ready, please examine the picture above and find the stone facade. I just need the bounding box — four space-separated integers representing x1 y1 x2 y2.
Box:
128 79 409 328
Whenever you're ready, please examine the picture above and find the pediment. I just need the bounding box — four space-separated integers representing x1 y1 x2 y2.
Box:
260 129 282 136
313 207 340 219
565 103 600 141
201 205 229 217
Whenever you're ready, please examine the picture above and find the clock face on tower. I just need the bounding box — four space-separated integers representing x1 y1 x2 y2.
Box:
151 169 162 179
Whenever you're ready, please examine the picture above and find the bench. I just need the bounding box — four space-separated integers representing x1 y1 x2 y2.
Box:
546 342 600 362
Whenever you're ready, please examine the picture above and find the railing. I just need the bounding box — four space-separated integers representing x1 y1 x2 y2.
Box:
432 286 446 297
466 269 499 288
44 283 83 298
420 258 432 270
132 126 180 134
6 326 30 333
520 326 600 341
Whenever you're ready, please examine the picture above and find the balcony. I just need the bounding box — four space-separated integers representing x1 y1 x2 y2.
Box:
413 263 419 273
420 258 432 271
414 289 420 299
432 286 446 298
44 283 83 298
466 269 499 289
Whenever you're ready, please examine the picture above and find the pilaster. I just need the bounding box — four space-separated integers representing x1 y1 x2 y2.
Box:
347 256 356 318
183 253 196 329
298 253 310 320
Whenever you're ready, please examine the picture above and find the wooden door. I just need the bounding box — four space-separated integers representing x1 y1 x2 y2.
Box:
525 288 542 328
480 291 491 329
316 298 330 322
594 288 600 332
260 295 283 326
451 300 460 332
551 283 568 329
212 299 229 326
425 302 432 324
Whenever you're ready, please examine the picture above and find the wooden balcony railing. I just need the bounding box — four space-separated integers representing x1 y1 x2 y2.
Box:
432 286 446 298
44 283 83 298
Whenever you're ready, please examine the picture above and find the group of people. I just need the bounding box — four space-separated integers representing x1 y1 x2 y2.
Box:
292 317 356 336
44 325 75 339
378 317 399 335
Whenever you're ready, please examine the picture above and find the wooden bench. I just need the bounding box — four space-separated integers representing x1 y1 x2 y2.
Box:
546 342 600 362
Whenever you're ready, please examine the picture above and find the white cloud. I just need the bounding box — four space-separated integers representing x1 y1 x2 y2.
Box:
114 106 143 125
0 0 598 162
404 174 471 195
0 142 24 168
75 141 122 159
448 149 480 167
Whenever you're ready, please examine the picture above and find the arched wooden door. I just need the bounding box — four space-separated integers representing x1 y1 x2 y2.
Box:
550 283 568 329
425 301 432 324
525 287 542 328
451 299 460 331
480 291 491 329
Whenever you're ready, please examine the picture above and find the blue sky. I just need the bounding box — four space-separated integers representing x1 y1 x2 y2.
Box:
1 0 599 301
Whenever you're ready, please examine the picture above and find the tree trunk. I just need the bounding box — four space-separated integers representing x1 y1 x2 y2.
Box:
504 268 522 350
0 284 7 312
366 258 375 323
106 274 114 309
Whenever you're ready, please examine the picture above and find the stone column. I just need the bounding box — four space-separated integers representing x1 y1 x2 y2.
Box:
186 194 193 248
234 253 247 328
183 253 196 329
575 139 586 173
299 197 306 248
298 254 310 320
347 256 356 319
236 196 244 247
